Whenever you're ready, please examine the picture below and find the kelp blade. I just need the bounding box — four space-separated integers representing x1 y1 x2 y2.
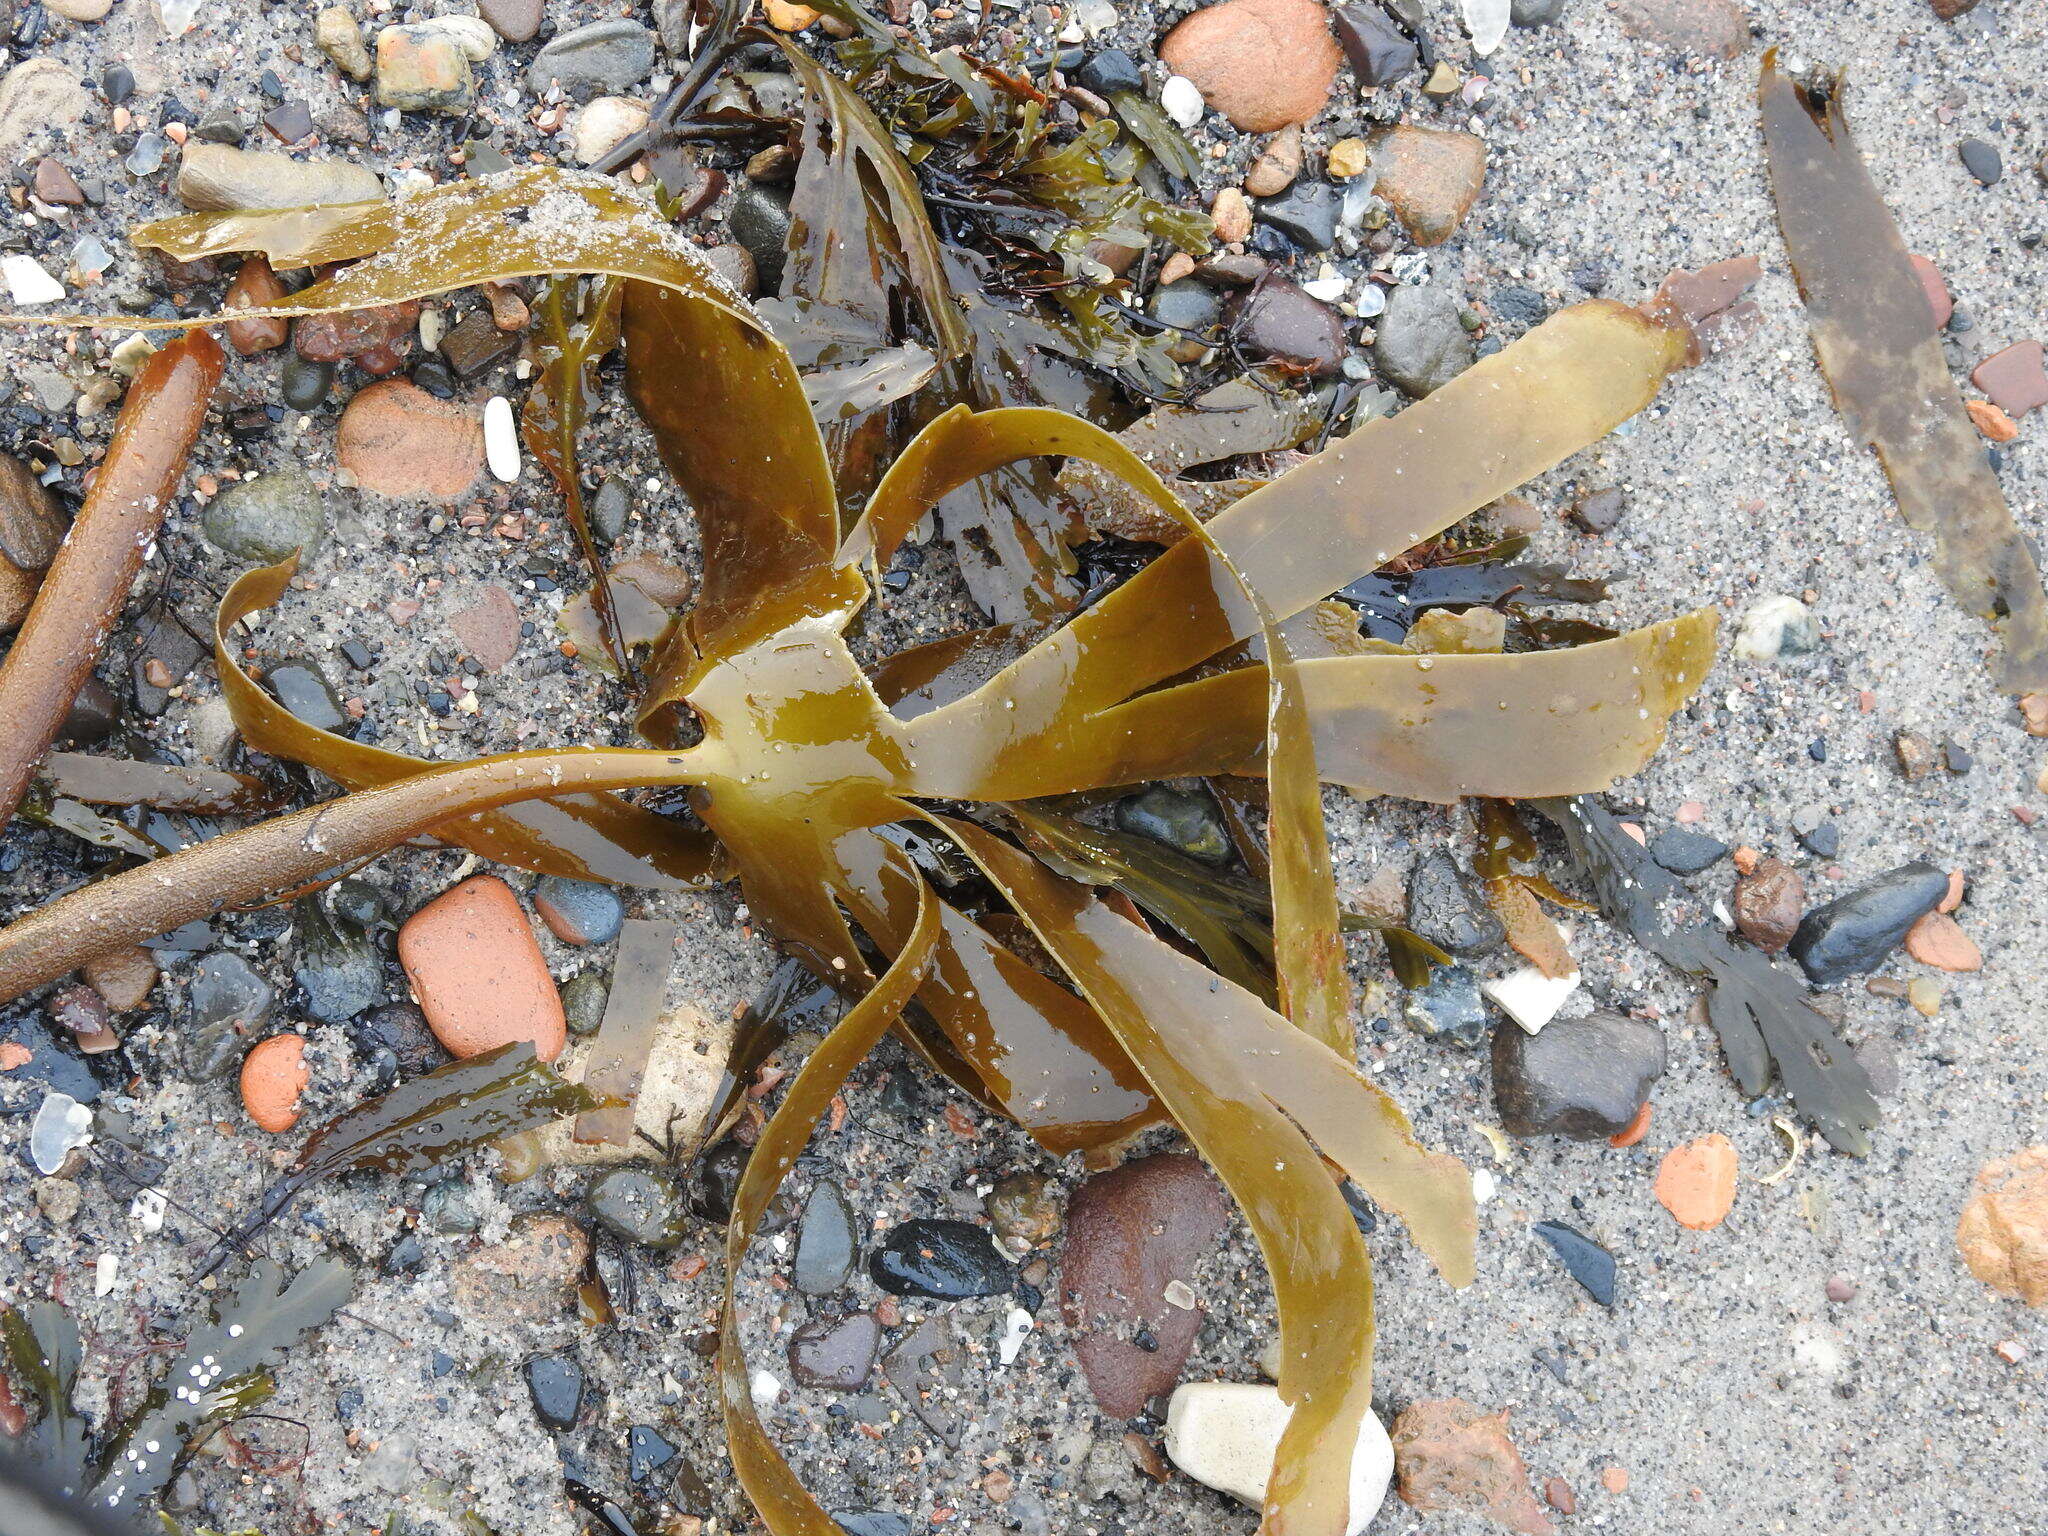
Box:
1757 54 2048 694
910 610 1716 803
215 559 721 888
933 815 1472 1536
720 883 941 1536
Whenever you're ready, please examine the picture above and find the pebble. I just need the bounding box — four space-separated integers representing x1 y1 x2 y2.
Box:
184 952 276 1080
1492 1009 1666 1140
222 256 290 357
1955 1146 2048 1305
375 25 475 116
201 469 326 564
1613 0 1748 56
1511 0 1565 22
295 898 383 1024
1568 486 1625 534
1402 964 1489 1048
1074 49 1146 97
692 1141 749 1223
1792 808 1839 859
560 970 609 1038
267 657 346 732
529 20 657 99
339 380 485 499
1165 1383 1391 1535
1532 1219 1615 1305
868 1218 1012 1299
397 874 566 1060
793 1181 860 1294
1367 126 1486 247
1731 593 1819 662
1113 784 1231 865
1160 74 1206 129
1825 1273 1858 1303
573 96 650 167
176 142 383 211
1060 1153 1229 1416
1788 862 1948 984
0 61 91 163
1243 125 1303 197
530 877 624 947
1332 2 1418 85
984 1172 1062 1252
2 256 64 307
524 1354 584 1430
482 396 521 482
1230 273 1348 377
1734 857 1805 953
585 1163 689 1249
788 1313 882 1390
1157 0 1342 133
1902 911 1980 972
448 1213 589 1323
282 354 336 412
446 583 522 671
1389 1398 1553 1534
84 948 157 1013
49 0 113 19
1256 181 1340 253
33 157 85 207
1406 851 1504 959
1958 138 2002 186
1373 282 1474 397
479 0 543 42
315 6 373 81
1648 826 1727 874
1970 340 2048 418
728 184 794 296
240 1033 309 1133
1655 1133 1737 1230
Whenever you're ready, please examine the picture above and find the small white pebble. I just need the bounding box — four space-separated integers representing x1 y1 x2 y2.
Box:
483 396 520 482
94 1253 119 1297
3 255 65 307
749 1369 782 1407
1472 1167 1498 1204
1160 75 1204 129
1163 1279 1197 1310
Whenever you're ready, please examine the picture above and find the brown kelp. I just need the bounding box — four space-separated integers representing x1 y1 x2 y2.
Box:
0 158 1725 1535
1759 51 2048 697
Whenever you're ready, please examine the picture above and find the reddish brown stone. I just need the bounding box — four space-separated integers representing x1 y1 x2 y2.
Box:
224 255 289 357
1158 0 1342 133
240 1033 309 1133
1058 1153 1230 1418
337 379 484 499
1910 255 1953 329
1368 125 1486 247
1971 340 2048 418
1613 0 1748 57
1391 1399 1555 1535
1734 856 1804 953
398 874 566 1061
294 300 420 365
84 946 158 1012
32 158 84 207
447 583 522 672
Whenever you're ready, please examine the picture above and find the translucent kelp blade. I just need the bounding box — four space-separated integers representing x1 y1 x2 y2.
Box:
719 883 940 1536
574 918 678 1147
0 1301 89 1495
90 1257 354 1511
826 823 1161 1155
918 611 1716 803
934 814 1473 1536
525 275 629 672
867 624 1027 719
859 405 1349 1050
1532 795 1879 1154
1758 54 2048 695
0 744 706 1001
130 166 845 689
216 559 721 889
957 300 1695 723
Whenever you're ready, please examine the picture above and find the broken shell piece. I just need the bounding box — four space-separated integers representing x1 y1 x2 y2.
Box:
1482 963 1581 1034
30 1091 93 1175
1165 1382 1392 1536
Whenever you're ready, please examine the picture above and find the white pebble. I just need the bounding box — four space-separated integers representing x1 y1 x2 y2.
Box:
3 255 66 307
749 1369 782 1407
1472 1166 1498 1203
411 14 497 61
571 96 651 167
1161 75 1205 129
130 1189 168 1233
1732 593 1818 663
94 1253 119 1297
1482 962 1581 1035
1165 1382 1392 1536
483 396 520 482
996 1306 1033 1367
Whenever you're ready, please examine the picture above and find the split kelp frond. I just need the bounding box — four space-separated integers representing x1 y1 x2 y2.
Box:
0 160 1730 1536
1759 51 2048 696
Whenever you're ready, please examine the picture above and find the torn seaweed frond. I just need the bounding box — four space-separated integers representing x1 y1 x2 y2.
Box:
1531 795 1880 1155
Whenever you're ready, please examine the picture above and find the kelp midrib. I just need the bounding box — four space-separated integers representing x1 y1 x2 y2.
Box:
0 100 1727 1536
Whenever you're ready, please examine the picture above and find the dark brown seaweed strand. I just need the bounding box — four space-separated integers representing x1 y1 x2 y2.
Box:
0 330 225 828
0 746 702 1002
1759 52 2048 694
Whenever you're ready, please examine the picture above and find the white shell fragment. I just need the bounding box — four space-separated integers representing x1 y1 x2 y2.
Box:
31 1093 93 1175
483 396 521 482
3 256 66 307
997 1306 1033 1366
1482 964 1582 1034
1165 1382 1392 1536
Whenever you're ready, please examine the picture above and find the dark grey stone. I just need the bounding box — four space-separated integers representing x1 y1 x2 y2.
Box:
1789 862 1948 984
1114 785 1231 866
527 19 656 99
1372 283 1474 397
793 1180 859 1295
1406 850 1504 960
1648 826 1728 875
1492 1009 1665 1140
